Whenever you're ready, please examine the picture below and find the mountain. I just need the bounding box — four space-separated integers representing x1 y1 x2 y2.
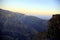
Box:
0 9 48 40
21 15 48 32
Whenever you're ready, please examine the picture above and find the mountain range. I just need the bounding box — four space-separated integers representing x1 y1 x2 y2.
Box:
0 9 48 40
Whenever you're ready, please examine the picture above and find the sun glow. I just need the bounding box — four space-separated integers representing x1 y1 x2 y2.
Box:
0 0 60 16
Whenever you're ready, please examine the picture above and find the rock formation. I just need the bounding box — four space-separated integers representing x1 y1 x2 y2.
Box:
48 14 60 40
32 14 60 40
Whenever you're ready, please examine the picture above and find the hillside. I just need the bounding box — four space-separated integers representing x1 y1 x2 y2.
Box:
0 9 48 40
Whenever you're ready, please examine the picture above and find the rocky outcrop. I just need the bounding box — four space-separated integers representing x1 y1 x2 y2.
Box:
32 14 60 40
48 14 60 40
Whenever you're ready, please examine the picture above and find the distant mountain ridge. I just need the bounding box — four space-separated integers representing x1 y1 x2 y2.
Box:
0 9 48 40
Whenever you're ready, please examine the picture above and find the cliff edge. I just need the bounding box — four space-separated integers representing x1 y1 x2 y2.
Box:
32 14 60 40
48 14 60 40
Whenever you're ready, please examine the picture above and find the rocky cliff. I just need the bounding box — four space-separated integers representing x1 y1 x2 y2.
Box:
32 14 60 40
48 14 60 40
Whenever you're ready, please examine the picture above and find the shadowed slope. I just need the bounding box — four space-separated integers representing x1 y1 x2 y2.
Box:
0 9 48 40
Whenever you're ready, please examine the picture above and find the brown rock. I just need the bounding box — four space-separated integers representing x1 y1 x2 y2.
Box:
48 14 60 40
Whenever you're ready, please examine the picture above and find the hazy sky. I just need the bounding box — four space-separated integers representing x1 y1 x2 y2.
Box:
0 0 60 16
